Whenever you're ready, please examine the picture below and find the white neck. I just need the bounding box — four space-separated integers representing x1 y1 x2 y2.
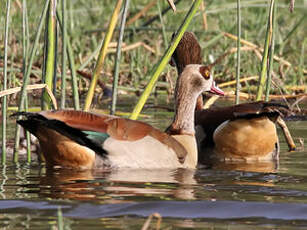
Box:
171 75 200 135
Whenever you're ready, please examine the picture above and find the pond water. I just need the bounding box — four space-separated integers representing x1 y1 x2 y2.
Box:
0 97 307 229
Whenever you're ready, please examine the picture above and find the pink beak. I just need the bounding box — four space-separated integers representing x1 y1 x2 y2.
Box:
210 82 224 96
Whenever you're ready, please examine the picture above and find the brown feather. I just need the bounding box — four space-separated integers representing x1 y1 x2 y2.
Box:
171 32 202 75
213 116 278 159
105 118 152 141
40 110 188 162
40 110 110 133
195 101 289 147
35 127 96 169
105 117 187 162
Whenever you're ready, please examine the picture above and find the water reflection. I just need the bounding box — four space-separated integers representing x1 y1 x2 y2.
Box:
208 160 279 173
38 167 197 201
36 160 280 202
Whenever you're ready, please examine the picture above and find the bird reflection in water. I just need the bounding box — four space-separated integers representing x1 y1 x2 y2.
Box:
38 157 278 202
206 159 278 173
38 167 197 201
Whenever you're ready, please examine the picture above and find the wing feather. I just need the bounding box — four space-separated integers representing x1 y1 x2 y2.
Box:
39 110 188 163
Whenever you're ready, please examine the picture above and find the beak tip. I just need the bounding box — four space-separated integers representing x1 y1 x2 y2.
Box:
210 82 225 96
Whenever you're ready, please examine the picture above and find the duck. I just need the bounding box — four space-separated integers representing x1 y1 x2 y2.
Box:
13 64 224 169
167 31 295 163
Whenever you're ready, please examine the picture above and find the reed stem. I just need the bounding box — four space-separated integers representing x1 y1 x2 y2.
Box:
256 0 275 101
235 0 241 105
25 97 31 162
84 0 123 111
68 40 80 110
42 0 57 110
2 0 11 164
56 10 80 110
57 207 64 230
298 38 306 85
52 21 58 98
129 0 202 120
157 0 168 48
21 0 31 162
265 0 277 101
13 0 50 162
60 0 67 109
111 0 130 115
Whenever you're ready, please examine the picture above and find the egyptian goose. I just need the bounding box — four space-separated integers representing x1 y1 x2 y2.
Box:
13 64 223 169
168 32 294 162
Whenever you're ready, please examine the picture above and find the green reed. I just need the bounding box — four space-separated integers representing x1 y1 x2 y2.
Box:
60 0 67 109
265 0 277 101
235 0 241 105
66 24 80 110
111 0 130 115
56 9 80 110
1 0 11 163
13 0 50 163
22 0 31 162
42 0 57 110
157 0 168 48
130 0 202 120
256 0 276 101
84 0 123 111
57 206 64 230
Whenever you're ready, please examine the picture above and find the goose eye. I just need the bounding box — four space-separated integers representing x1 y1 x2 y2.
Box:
199 66 210 80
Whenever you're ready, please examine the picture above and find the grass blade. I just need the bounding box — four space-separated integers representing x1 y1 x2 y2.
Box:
16 0 51 110
22 0 31 162
129 0 202 120
1 0 11 164
42 0 57 110
256 0 275 101
57 206 64 230
60 0 67 109
235 0 241 105
265 0 277 101
157 0 168 48
13 0 50 162
77 40 103 70
283 14 306 45
84 0 123 111
67 40 80 110
56 9 80 110
111 0 130 115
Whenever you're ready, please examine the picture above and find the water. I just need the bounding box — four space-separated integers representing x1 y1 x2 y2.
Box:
0 98 306 229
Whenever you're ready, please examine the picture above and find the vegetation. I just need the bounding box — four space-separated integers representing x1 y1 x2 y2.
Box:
0 0 306 162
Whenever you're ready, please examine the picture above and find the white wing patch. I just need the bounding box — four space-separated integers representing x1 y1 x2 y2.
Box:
103 136 184 168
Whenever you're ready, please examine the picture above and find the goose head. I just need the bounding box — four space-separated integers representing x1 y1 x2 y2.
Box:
171 64 224 135
170 32 224 111
175 64 224 102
